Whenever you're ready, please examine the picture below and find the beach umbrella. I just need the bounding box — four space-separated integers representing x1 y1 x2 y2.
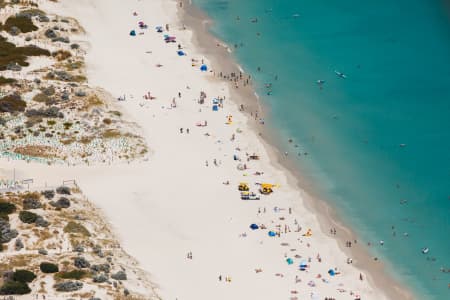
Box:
328 269 335 276
268 231 276 237
286 258 294 265
299 261 307 270
250 223 259 230
200 64 208 72
130 30 136 36
177 51 186 56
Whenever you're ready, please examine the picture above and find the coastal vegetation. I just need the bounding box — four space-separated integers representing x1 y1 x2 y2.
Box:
0 35 50 71
0 187 157 298
0 76 16 86
40 262 59 273
0 94 26 113
0 4 147 165
0 15 38 33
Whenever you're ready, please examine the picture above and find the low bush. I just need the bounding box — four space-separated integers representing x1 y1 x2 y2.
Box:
19 210 38 224
55 270 87 280
0 76 16 86
0 202 16 215
1 16 38 33
52 50 72 61
63 221 90 236
56 186 71 195
0 94 26 113
0 280 31 295
0 35 50 71
13 270 37 283
40 262 59 273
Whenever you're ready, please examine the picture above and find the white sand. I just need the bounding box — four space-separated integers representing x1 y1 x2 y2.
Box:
2 0 390 299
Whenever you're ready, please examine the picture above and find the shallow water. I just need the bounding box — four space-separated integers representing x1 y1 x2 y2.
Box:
192 0 450 298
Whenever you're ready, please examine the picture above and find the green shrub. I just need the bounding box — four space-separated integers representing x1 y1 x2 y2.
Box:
0 35 50 71
0 202 16 215
19 211 38 224
0 281 31 295
0 76 16 86
1 16 38 33
32 93 50 103
55 270 87 280
13 270 36 283
0 94 26 113
63 221 90 236
40 262 59 273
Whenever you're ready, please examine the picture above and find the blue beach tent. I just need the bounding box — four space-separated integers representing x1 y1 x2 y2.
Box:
250 224 259 230
177 51 186 56
328 269 336 276
212 105 219 111
286 258 294 265
200 64 208 72
268 231 276 237
130 30 136 36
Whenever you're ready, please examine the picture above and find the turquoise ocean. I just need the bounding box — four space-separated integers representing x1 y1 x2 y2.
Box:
192 0 450 298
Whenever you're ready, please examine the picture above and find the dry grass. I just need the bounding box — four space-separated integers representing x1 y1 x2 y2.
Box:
14 145 59 159
63 221 90 237
80 94 103 111
65 61 84 71
102 129 121 139
52 50 72 61
0 254 38 271
19 191 41 200
60 137 76 145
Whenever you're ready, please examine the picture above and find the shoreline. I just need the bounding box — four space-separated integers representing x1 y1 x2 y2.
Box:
178 1 414 299
1 0 416 299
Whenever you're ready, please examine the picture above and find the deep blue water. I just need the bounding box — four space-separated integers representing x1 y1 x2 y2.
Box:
192 0 450 298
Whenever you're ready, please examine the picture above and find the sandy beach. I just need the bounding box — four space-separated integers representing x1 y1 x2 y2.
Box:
0 0 416 299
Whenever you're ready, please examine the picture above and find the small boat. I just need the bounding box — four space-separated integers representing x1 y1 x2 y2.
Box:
316 80 325 85
422 247 429 254
334 70 347 79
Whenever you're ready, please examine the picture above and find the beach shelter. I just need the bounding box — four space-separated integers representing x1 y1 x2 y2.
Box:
177 50 186 56
286 258 294 265
250 224 259 230
268 231 276 237
299 261 308 271
200 64 208 72
130 30 136 36
328 269 336 276
212 105 219 111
